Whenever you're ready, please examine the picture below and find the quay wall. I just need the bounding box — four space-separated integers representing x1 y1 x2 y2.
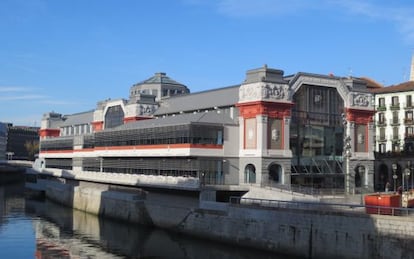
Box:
42 180 414 259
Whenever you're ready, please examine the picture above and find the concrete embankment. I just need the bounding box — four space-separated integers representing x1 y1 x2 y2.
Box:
40 179 414 259
0 165 25 184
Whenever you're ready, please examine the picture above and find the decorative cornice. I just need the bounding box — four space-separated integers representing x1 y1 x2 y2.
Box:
239 82 290 103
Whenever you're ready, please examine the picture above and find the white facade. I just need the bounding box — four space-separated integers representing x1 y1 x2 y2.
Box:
374 90 414 153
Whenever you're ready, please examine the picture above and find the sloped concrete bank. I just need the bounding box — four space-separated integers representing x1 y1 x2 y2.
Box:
42 180 414 259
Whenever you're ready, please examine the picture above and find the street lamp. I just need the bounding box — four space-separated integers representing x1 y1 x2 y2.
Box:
392 163 398 193
342 113 352 194
405 162 411 192
343 136 352 194
411 161 413 191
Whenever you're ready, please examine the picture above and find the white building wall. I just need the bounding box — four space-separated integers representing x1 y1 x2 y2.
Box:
375 90 414 152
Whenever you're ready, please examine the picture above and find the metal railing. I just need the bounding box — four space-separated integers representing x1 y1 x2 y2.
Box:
228 196 414 216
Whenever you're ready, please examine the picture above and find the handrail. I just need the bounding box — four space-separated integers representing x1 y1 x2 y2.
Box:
228 196 414 216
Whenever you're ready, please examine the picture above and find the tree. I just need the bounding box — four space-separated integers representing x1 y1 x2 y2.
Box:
24 140 39 161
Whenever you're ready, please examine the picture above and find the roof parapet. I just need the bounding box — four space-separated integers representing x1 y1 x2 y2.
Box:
244 64 286 84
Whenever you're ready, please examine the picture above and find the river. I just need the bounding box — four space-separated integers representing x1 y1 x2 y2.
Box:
0 181 296 259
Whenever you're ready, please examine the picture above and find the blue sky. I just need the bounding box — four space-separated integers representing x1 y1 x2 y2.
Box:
1 0 414 126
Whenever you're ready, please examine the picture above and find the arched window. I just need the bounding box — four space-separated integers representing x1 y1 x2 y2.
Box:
355 165 365 188
268 163 281 183
244 164 256 183
105 105 125 129
355 171 362 188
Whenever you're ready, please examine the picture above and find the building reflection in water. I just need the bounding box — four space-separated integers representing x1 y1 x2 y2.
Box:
25 198 287 259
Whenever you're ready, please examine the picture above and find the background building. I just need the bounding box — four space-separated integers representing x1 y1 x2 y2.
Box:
6 124 39 161
0 122 7 161
371 58 414 192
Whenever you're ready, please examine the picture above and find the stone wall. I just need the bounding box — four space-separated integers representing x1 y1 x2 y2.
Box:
43 180 414 259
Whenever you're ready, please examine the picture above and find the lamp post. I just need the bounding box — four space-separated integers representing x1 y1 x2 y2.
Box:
343 136 352 194
342 113 352 194
392 163 398 193
411 161 413 191
405 163 411 192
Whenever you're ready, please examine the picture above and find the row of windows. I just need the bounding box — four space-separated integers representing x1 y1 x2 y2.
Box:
377 127 414 140
61 124 92 136
377 111 414 124
378 95 413 108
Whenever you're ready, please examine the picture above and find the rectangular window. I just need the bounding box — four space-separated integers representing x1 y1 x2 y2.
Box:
406 111 413 121
393 127 399 140
244 118 256 149
268 118 282 149
407 95 412 107
378 113 385 124
379 143 386 153
379 97 385 107
406 127 414 137
380 128 386 140
355 124 366 152
392 96 399 106
392 111 399 124
392 143 400 152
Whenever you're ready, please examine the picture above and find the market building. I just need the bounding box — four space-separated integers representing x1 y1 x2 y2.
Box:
37 66 377 193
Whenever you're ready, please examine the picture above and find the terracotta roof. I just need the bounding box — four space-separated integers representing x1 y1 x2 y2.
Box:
359 77 383 89
370 81 414 94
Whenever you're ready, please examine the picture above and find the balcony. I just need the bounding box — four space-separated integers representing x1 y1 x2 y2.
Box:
405 104 414 110
390 104 400 110
376 105 387 111
376 136 387 142
376 120 387 126
391 135 400 142
404 118 414 125
389 119 400 126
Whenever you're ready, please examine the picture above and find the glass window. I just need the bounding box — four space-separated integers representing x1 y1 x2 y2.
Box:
392 96 399 106
392 111 399 124
406 111 413 121
105 105 125 129
406 127 414 137
379 97 385 107
378 113 385 123
380 128 386 139
407 95 412 107
379 143 386 153
244 164 256 183
393 127 399 139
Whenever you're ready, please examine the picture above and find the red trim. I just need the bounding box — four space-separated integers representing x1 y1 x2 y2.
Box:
281 118 284 149
365 124 369 152
39 128 60 138
40 143 223 154
345 108 375 124
123 116 152 123
236 101 294 119
92 121 103 132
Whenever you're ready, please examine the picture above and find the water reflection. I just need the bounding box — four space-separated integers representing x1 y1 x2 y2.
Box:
1 183 295 259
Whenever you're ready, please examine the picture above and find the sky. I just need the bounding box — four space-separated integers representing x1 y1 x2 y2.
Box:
1 0 414 126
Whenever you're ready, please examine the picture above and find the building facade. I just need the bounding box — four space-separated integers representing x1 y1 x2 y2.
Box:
372 81 414 191
6 124 39 161
37 66 376 193
0 122 7 161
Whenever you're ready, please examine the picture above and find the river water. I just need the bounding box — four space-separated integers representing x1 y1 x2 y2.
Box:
0 182 296 259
